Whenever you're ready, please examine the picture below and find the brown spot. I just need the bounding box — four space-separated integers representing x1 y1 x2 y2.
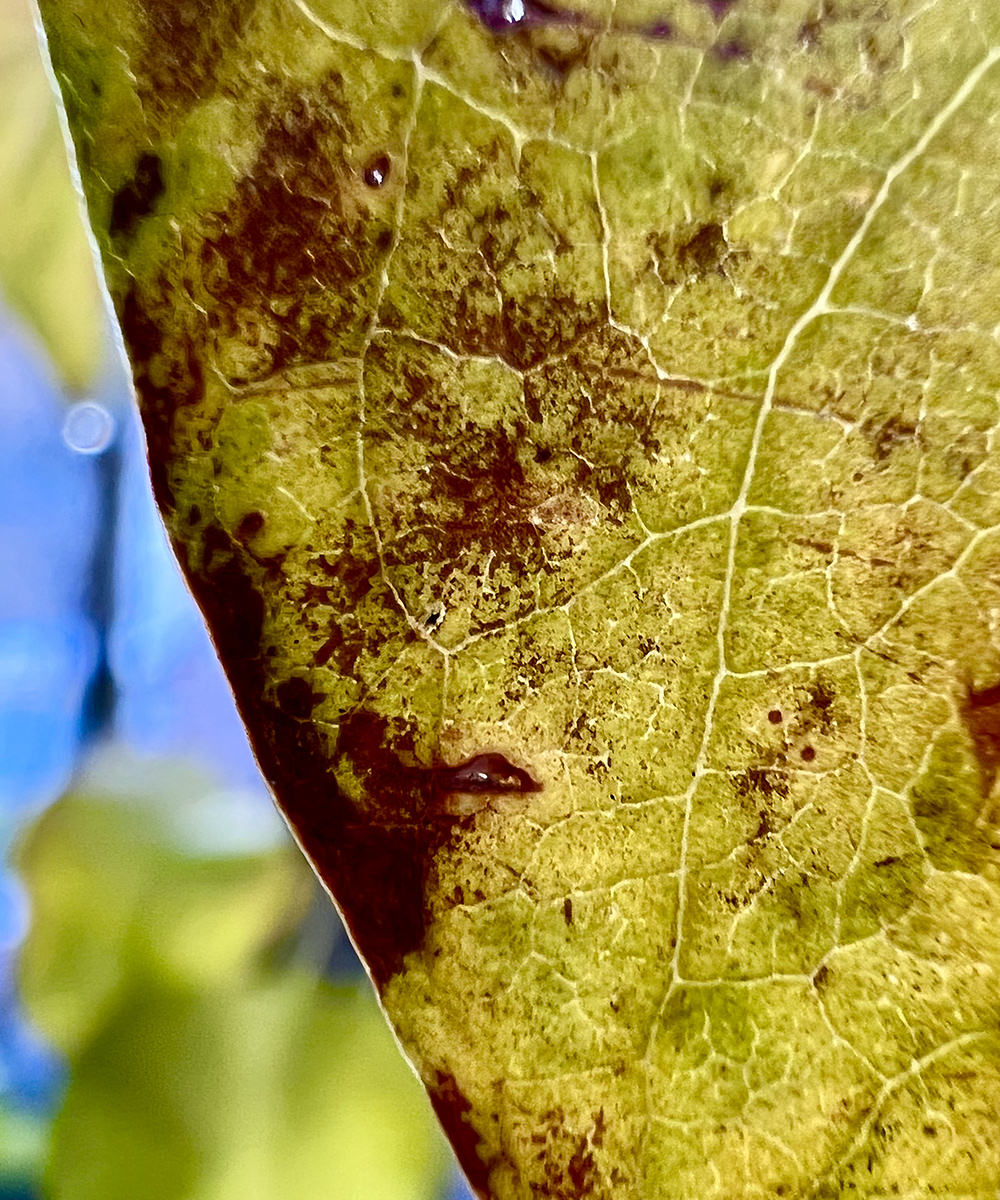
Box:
640 19 675 39
174 530 507 986
677 223 728 279
200 77 393 382
767 709 783 724
312 625 362 672
275 675 320 720
428 1073 491 1198
591 1109 606 1147
566 1135 597 1195
703 0 738 18
734 767 789 800
714 38 751 61
869 415 917 463
797 1 833 48
119 282 205 511
134 0 253 117
808 681 836 728
800 745 816 762
563 897 574 925
750 810 771 844
234 510 265 542
109 152 164 241
813 963 830 989
961 681 1000 796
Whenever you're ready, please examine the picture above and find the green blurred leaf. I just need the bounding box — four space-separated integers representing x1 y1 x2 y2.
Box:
49 978 448 1200
0 1106 47 1190
17 753 450 1200
0 0 102 390
18 755 311 1057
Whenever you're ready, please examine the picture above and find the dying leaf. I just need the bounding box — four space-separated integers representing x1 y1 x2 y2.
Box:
34 0 1000 1195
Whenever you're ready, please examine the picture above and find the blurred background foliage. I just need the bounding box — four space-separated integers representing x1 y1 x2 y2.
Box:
0 0 469 1196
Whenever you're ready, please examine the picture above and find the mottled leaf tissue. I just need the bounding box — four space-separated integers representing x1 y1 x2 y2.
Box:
36 0 1000 1194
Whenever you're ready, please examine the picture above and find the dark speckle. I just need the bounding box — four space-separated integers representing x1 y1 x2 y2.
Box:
640 19 674 39
801 745 816 762
563 897 573 925
751 811 771 843
714 38 751 61
109 152 165 240
363 154 391 188
768 709 783 724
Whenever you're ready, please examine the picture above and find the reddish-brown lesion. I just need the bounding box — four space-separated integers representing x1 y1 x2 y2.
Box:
961 681 1000 798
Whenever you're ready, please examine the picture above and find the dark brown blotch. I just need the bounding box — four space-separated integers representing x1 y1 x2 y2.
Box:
963 681 1000 796
134 0 252 116
703 0 739 18
109 152 165 241
200 76 392 381
119 282 205 512
430 752 542 795
734 767 789 800
234 510 265 543
275 675 321 720
428 1074 492 1198
868 415 918 463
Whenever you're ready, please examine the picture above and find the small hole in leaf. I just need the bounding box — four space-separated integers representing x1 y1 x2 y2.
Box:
363 154 391 188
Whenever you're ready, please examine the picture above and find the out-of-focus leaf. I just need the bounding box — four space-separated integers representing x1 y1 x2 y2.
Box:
17 752 450 1200
0 0 102 390
49 980 448 1200
18 753 308 1057
34 0 1000 1195
0 1105 46 1189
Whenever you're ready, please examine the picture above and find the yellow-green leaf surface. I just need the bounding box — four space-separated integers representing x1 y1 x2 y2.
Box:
17 753 450 1200
35 0 1000 1195
0 0 102 390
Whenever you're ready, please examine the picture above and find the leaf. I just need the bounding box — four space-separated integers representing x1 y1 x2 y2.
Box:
0 0 103 391
17 752 451 1200
33 0 1000 1195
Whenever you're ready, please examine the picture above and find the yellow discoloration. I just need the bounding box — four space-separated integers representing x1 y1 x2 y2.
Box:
36 0 1000 1194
